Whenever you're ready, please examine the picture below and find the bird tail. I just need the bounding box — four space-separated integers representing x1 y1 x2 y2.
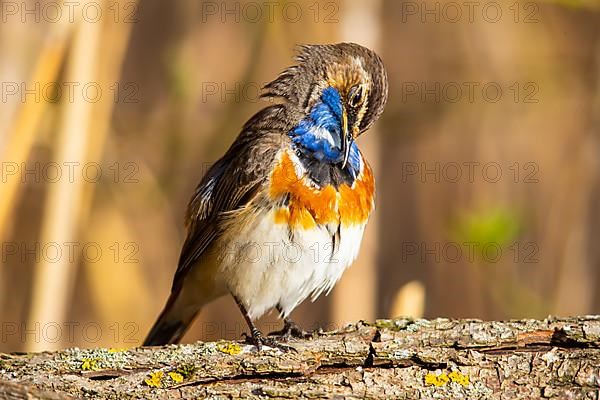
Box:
143 289 201 346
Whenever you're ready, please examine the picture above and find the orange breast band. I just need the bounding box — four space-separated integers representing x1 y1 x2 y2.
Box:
269 151 374 228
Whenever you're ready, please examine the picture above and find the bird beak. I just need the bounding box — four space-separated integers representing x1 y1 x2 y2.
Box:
340 109 353 169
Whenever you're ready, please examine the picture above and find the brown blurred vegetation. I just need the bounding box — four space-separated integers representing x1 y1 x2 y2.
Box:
0 0 599 351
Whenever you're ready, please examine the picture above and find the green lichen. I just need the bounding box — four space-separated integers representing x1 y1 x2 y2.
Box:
175 363 197 379
60 347 132 372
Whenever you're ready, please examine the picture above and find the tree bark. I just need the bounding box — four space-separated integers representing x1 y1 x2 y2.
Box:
1 316 599 399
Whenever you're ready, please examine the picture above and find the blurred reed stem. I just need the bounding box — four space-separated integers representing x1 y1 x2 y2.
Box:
79 0 144 344
26 1 102 352
0 6 73 244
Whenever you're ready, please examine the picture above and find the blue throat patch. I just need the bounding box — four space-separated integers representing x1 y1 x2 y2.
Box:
289 87 361 179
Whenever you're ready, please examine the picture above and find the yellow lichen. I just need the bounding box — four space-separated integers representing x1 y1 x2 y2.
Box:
449 370 470 386
168 371 184 384
144 371 164 387
425 372 450 387
80 358 100 371
108 347 127 353
216 342 242 355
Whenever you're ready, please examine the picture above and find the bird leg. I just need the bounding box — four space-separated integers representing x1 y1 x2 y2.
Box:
268 306 313 339
232 295 296 352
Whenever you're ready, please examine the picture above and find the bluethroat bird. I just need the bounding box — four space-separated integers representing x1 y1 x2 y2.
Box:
144 43 388 351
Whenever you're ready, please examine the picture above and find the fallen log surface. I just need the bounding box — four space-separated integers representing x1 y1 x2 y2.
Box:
1 316 599 399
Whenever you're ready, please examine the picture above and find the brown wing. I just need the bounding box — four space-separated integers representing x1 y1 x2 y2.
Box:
170 105 289 293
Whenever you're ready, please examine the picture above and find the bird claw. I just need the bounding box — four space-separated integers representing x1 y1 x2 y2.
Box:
268 320 312 340
243 330 297 353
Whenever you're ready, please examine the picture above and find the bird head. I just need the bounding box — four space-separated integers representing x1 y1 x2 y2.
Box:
263 43 388 170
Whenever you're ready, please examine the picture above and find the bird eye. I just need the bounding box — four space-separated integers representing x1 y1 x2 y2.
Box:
349 85 365 108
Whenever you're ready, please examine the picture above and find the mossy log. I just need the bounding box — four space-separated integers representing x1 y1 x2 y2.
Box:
1 317 599 399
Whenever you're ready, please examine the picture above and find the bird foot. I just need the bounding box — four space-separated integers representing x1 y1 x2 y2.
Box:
243 329 297 353
268 319 313 340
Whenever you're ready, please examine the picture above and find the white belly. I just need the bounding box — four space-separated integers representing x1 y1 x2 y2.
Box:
217 210 366 320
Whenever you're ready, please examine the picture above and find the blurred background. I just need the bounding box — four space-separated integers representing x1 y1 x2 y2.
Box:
0 0 599 352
